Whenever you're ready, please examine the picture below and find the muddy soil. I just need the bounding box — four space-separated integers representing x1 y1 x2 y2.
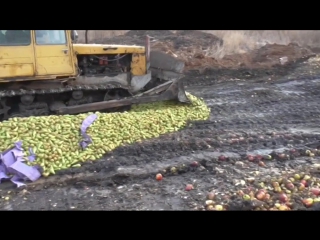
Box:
2 31 320 210
2 54 320 210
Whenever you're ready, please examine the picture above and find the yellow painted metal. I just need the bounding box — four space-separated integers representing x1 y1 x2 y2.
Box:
0 30 147 81
131 53 146 76
34 30 75 75
73 44 145 54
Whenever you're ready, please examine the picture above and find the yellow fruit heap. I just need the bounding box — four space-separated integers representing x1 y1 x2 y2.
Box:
0 93 210 176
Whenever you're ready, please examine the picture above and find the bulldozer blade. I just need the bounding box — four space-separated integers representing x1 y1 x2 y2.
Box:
56 77 190 115
149 51 185 81
150 51 185 73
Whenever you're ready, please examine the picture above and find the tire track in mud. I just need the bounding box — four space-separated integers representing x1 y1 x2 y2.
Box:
2 76 320 210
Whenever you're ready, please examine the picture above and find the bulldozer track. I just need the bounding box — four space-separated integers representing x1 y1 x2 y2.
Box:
0 82 128 98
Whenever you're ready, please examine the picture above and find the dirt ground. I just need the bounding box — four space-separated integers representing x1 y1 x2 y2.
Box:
2 31 320 210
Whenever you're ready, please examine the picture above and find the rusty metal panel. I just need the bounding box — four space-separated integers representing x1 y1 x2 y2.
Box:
131 53 147 76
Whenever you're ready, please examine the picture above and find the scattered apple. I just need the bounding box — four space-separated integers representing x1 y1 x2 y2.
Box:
285 182 295 190
313 198 320 203
156 173 163 181
247 155 255 161
214 205 224 211
290 149 296 153
285 202 293 208
310 188 320 196
218 155 227 161
301 179 308 187
205 200 214 206
264 193 271 200
185 184 194 191
274 203 281 208
264 155 272 160
243 194 251 200
170 167 177 174
298 183 305 191
278 193 288 203
256 190 266 200
256 155 263 161
190 161 199 167
294 174 301 180
279 205 289 211
303 175 311 181
302 198 314 208
206 205 215 211
274 186 282 193
272 182 280 188
258 161 266 167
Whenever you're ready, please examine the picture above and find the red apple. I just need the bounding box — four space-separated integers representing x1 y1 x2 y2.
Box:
278 193 288 203
185 184 194 191
190 161 199 167
310 188 320 196
301 179 308 187
264 193 271 200
218 155 227 161
256 155 263 161
286 182 295 190
247 155 255 161
256 190 266 200
156 173 163 181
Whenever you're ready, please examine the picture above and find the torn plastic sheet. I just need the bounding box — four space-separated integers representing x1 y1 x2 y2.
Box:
80 114 98 149
0 141 41 187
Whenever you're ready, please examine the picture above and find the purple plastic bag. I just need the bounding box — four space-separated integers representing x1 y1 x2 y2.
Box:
0 141 41 187
80 114 98 149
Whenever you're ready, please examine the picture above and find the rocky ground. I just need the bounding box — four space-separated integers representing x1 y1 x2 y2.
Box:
2 31 320 210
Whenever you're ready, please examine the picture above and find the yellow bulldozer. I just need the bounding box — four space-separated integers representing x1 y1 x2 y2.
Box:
0 30 189 120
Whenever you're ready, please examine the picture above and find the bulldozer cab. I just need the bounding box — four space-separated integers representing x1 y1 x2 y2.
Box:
0 30 76 80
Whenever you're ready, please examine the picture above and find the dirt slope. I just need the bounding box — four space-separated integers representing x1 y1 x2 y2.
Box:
91 30 315 72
